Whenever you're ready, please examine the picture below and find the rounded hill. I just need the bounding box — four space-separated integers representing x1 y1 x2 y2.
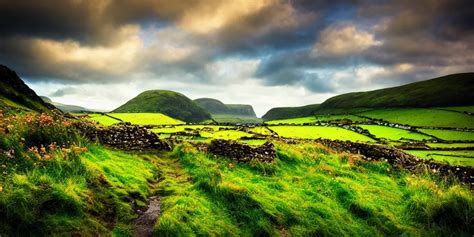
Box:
113 90 211 123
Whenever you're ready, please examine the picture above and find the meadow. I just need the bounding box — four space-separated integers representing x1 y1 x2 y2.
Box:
154 142 473 236
266 115 368 125
90 113 184 126
358 108 474 128
419 129 474 141
405 150 474 167
359 125 432 141
1 110 473 236
269 126 374 142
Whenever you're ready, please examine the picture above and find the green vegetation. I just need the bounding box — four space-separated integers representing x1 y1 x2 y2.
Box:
427 143 474 148
110 113 183 126
320 73 474 109
270 126 374 142
262 104 320 121
359 125 432 141
194 98 257 117
359 108 474 128
419 129 474 141
267 115 368 124
442 106 474 113
249 126 273 136
406 150 474 167
89 115 121 126
153 143 473 236
151 125 230 134
200 130 253 140
0 112 158 235
212 114 262 123
113 90 211 123
0 65 50 112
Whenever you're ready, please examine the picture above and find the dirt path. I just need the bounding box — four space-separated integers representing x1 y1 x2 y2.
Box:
135 196 161 237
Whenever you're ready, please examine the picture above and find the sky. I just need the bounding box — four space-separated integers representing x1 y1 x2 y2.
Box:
0 0 473 117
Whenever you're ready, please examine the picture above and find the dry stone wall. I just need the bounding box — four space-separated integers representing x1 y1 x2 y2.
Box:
208 139 276 163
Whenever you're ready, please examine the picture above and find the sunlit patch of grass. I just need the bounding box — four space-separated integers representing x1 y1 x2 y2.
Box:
359 125 432 141
358 108 474 128
270 126 374 142
152 142 473 236
419 129 474 141
405 150 474 167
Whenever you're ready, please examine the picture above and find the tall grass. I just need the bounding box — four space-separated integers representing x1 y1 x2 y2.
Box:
154 142 473 236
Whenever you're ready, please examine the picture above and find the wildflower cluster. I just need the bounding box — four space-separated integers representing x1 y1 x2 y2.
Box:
0 111 88 173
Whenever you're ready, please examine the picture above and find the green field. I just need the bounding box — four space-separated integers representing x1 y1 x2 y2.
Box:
406 150 474 167
90 115 121 126
270 126 374 142
442 106 474 113
248 126 273 135
359 125 432 141
212 114 262 123
200 130 253 140
427 143 474 148
151 125 230 134
419 129 474 141
90 113 184 126
267 115 368 125
358 108 474 128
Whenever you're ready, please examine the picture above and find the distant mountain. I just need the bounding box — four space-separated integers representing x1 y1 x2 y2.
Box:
194 98 257 117
113 90 211 123
0 65 52 112
40 96 88 113
320 73 474 109
262 104 320 121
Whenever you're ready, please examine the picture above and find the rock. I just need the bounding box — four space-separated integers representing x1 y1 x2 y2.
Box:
208 139 276 163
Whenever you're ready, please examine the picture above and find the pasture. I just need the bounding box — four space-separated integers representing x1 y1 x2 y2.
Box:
405 150 474 167
419 129 474 141
358 108 474 128
359 125 432 141
269 126 374 142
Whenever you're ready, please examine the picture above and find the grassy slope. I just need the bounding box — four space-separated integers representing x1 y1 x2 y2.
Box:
359 125 432 141
267 115 369 124
359 108 474 128
113 90 211 123
0 65 50 112
262 104 321 121
405 150 474 167
1 112 473 236
270 126 374 142
154 143 474 236
320 73 474 109
419 129 474 141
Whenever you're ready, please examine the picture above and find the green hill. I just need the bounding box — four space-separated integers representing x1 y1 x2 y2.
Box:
320 73 474 109
194 98 257 117
262 104 320 121
0 65 51 112
40 96 88 113
113 90 211 123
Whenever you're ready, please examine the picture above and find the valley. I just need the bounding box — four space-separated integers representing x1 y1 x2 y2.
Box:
0 65 473 236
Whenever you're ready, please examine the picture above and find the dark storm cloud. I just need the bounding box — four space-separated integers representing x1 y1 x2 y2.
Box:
0 0 472 92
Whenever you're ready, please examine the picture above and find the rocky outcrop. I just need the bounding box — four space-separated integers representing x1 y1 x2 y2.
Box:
208 139 276 163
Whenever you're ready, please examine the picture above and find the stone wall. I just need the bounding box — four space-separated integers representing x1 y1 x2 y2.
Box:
208 139 276 163
316 139 473 185
75 122 171 151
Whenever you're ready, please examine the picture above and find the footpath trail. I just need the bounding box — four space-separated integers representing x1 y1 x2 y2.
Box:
134 153 191 237
135 196 161 236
